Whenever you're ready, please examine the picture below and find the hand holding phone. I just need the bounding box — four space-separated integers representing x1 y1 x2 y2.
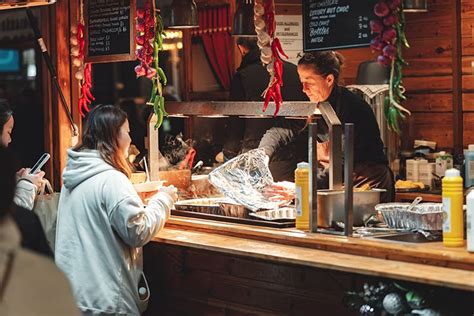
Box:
30 153 50 174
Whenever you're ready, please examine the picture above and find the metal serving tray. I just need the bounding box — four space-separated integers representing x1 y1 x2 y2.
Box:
172 198 295 228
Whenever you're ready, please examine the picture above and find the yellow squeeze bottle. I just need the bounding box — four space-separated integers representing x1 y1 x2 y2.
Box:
442 168 464 247
295 162 309 231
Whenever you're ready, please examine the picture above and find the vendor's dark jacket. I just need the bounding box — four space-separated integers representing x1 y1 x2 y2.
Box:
259 85 394 202
225 48 308 181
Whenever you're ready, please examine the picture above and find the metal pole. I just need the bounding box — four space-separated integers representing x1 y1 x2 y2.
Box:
344 123 354 237
309 121 318 233
26 8 78 136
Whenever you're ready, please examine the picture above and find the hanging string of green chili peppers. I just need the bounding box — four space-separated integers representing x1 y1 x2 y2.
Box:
135 0 167 129
370 0 411 134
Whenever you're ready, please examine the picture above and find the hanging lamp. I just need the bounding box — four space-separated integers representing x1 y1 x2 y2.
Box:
403 0 428 12
232 0 256 36
169 0 199 29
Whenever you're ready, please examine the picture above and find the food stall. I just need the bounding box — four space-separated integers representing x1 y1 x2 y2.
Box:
0 0 473 315
141 101 474 315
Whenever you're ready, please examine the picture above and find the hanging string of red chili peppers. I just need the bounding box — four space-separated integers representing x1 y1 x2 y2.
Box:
370 0 410 134
135 0 167 129
71 0 94 118
254 0 287 116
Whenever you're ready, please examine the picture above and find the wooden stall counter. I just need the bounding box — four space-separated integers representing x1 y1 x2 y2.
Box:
154 217 474 290
144 217 474 315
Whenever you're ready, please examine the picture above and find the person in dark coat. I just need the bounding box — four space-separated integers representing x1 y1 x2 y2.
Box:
11 205 53 257
224 37 308 181
260 51 394 202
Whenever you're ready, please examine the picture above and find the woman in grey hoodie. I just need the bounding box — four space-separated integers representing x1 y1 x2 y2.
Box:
55 105 177 315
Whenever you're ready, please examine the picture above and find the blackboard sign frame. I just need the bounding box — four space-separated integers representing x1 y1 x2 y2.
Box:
302 0 376 52
84 0 137 63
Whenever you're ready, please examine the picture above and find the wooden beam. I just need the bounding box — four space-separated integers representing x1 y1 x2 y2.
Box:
50 0 76 189
453 0 463 159
40 7 54 186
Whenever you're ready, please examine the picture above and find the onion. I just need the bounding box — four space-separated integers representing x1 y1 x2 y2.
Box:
382 27 397 42
72 58 82 67
370 37 385 51
370 19 384 33
136 35 145 46
146 67 157 79
70 47 79 57
383 14 398 26
134 65 146 77
383 44 397 59
387 0 401 10
377 55 391 67
374 1 390 17
75 71 84 80
70 36 78 46
254 3 264 16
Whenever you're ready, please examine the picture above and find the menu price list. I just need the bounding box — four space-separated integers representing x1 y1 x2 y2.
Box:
87 0 131 57
303 0 376 52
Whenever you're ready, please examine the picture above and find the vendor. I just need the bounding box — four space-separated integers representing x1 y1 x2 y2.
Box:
259 51 394 202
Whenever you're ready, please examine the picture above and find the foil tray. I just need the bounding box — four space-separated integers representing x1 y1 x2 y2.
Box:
375 203 443 231
249 207 296 221
174 198 248 218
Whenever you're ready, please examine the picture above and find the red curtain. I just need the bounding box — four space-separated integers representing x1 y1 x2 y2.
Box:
193 6 233 90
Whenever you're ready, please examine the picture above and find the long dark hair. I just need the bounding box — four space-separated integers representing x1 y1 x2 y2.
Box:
0 100 12 134
0 147 16 220
74 105 132 178
297 51 345 84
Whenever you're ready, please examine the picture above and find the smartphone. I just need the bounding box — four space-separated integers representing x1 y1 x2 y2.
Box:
29 153 50 174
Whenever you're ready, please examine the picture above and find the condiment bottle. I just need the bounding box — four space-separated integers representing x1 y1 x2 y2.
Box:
467 190 474 252
295 162 309 231
442 168 464 247
464 145 474 188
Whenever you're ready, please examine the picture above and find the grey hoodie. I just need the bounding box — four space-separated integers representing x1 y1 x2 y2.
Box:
55 149 173 315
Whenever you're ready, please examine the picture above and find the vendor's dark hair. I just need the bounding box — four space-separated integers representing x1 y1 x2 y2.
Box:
298 51 345 83
0 100 12 133
0 147 16 220
236 36 258 50
74 104 132 178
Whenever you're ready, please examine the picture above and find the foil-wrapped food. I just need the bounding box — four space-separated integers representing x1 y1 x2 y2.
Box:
375 203 443 231
208 149 282 211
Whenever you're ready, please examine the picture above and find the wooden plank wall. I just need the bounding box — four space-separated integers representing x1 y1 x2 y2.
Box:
335 0 456 151
462 0 474 146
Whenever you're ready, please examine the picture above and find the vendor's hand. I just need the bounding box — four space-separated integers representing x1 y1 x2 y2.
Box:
263 153 270 166
263 181 295 205
159 185 178 203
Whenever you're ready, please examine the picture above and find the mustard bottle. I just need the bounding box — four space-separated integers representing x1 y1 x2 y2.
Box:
295 162 309 231
442 168 464 247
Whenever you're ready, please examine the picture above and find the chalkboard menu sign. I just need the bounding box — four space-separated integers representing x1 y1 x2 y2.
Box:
85 0 136 63
303 0 376 52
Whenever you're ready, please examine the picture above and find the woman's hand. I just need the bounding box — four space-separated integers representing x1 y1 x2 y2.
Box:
263 181 295 205
17 168 46 191
159 185 178 203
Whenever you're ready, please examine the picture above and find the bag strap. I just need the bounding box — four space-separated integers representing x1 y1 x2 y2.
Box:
37 179 54 196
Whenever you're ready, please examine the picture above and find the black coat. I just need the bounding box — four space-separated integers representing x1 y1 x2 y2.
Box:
229 48 307 102
12 205 53 258
225 48 308 181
